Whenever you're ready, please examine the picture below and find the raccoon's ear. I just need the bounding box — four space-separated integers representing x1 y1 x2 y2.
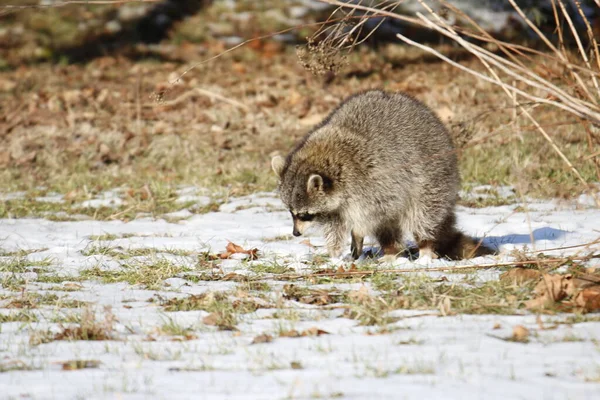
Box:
307 174 324 193
271 156 285 177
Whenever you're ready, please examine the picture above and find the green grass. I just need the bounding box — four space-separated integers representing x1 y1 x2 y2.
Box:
80 258 189 290
0 257 53 273
0 311 38 323
250 262 293 275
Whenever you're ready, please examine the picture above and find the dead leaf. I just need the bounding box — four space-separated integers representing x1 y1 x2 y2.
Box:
279 328 329 338
0 151 10 167
301 327 330 336
63 282 83 290
573 286 600 312
222 273 247 282
512 325 530 342
61 359 101 370
500 268 541 284
300 239 315 248
290 361 303 369
251 333 273 344
536 315 558 331
347 286 371 304
15 150 37 166
202 313 219 326
492 323 502 330
219 241 259 260
279 329 301 338
438 296 452 316
525 274 575 310
283 284 343 306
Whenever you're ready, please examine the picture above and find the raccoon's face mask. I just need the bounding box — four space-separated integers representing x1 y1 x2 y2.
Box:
271 156 341 237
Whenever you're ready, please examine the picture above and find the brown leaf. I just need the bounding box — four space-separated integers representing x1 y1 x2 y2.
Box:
222 273 248 282
61 359 101 370
512 325 530 343
301 327 330 337
0 151 10 167
251 334 273 344
219 242 259 260
279 328 329 338
492 323 502 330
500 268 541 284
290 361 303 369
525 274 575 310
573 286 600 312
15 150 37 166
226 242 245 254
202 313 219 326
347 286 371 304
300 239 315 248
279 329 301 338
438 296 452 316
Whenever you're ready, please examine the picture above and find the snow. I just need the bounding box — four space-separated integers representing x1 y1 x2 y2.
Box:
1 190 599 399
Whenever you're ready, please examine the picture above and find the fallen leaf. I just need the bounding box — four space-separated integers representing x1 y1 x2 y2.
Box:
219 241 259 260
438 296 452 316
63 282 83 290
512 325 530 343
347 286 371 304
222 273 247 282
492 323 502 330
500 268 541 284
290 361 303 369
573 286 600 312
279 329 301 338
279 327 329 338
251 333 273 344
202 313 219 326
301 327 330 336
61 359 101 370
525 274 575 310
300 239 315 248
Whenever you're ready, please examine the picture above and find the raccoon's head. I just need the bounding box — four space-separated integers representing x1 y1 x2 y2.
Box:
271 155 342 237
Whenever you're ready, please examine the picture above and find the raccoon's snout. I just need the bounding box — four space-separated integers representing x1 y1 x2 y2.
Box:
293 228 302 237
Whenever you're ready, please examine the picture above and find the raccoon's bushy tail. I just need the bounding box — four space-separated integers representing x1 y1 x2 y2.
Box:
440 231 495 260
435 214 496 260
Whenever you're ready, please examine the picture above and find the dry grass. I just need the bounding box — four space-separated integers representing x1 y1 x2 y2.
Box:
0 1 597 221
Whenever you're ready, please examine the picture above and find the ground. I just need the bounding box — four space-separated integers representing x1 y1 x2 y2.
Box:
1 189 600 399
1 1 600 399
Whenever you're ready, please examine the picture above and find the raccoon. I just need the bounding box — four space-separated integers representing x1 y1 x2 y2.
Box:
271 89 492 261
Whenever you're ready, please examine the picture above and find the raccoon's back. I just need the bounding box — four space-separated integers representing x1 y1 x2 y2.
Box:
328 90 453 160
324 90 457 183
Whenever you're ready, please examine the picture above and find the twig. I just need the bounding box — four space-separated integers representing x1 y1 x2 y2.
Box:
395 31 600 207
152 87 249 112
528 238 600 254
255 258 588 281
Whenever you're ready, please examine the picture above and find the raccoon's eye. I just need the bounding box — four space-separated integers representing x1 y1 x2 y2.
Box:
297 213 315 222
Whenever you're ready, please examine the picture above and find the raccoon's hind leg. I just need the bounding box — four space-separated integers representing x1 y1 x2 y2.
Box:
350 230 364 260
415 239 439 263
374 219 402 261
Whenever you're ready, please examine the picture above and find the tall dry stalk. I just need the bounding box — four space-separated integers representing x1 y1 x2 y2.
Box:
313 0 600 206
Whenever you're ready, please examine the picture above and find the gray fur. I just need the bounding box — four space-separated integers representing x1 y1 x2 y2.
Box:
273 89 480 260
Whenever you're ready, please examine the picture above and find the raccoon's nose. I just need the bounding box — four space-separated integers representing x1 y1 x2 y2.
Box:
293 229 302 237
